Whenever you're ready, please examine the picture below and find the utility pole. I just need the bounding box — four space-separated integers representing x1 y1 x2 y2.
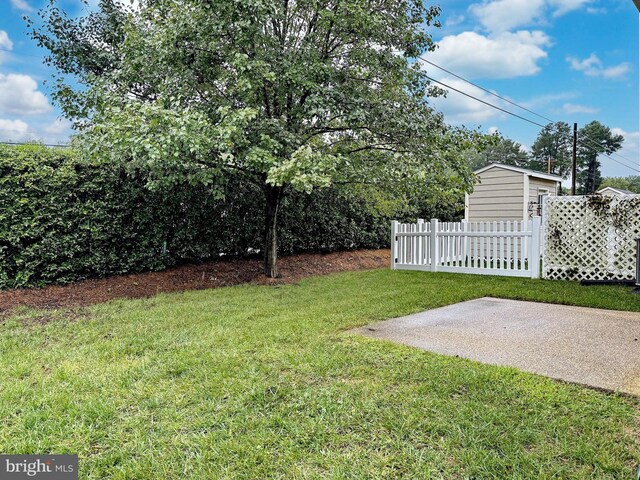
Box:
571 122 577 195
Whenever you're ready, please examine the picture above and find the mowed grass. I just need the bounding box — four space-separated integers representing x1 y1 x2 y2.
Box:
1 269 640 479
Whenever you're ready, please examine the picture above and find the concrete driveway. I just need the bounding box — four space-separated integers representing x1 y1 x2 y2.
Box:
353 297 640 395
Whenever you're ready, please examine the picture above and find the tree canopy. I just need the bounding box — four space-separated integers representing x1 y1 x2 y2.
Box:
598 176 640 194
576 121 624 194
31 0 478 277
466 134 529 171
529 122 572 177
527 121 623 192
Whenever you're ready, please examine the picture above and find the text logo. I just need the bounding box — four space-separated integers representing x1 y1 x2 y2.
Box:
0 456 77 480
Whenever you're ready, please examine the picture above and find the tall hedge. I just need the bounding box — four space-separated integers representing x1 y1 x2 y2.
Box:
1 145 459 288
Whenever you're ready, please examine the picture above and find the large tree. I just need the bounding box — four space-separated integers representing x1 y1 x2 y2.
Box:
577 121 624 194
529 122 572 178
31 0 476 277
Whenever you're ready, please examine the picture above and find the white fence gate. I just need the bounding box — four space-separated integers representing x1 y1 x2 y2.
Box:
391 218 541 278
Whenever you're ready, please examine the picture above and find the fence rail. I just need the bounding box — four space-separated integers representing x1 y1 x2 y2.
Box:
391 218 541 278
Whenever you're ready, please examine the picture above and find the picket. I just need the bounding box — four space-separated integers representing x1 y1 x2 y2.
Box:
391 217 542 278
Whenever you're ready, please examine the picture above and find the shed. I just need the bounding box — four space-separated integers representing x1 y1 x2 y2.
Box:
596 186 635 196
465 163 562 222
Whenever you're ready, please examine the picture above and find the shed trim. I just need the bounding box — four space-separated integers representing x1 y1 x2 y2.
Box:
523 173 529 221
474 163 563 183
596 186 635 195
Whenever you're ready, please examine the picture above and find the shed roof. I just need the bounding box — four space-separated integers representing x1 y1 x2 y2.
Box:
474 163 563 183
596 186 635 195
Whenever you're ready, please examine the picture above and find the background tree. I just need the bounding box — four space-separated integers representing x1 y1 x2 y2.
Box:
598 176 640 193
466 134 530 171
29 0 131 117
577 121 624 194
529 122 572 177
32 0 476 277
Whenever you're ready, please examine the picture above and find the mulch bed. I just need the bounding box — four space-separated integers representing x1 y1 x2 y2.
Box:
0 249 390 311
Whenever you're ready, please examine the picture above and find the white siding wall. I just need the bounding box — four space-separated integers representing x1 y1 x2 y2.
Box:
528 177 558 204
528 177 559 217
467 167 524 221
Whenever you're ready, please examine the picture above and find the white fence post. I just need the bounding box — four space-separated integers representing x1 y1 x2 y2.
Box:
430 219 439 272
417 219 424 266
461 220 469 267
530 216 541 279
390 220 398 270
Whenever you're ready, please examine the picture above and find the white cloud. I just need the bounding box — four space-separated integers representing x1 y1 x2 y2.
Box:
0 31 12 51
10 0 33 12
0 118 30 141
548 0 591 16
567 54 630 79
469 0 592 32
610 128 640 175
560 103 599 114
428 30 551 79
521 92 576 109
44 118 71 135
0 74 51 116
429 76 510 124
445 15 466 27
469 0 546 33
0 31 13 64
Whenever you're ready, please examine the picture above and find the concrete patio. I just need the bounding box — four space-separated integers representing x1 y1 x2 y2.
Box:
354 297 640 395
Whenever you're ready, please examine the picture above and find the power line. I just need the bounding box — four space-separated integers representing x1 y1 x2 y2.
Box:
557 131 640 176
563 129 640 175
554 130 640 175
422 74 548 129
580 137 639 172
418 55 639 173
418 57 556 124
596 152 640 174
578 132 639 169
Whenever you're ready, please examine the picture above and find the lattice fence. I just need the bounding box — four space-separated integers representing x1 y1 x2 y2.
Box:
543 195 640 281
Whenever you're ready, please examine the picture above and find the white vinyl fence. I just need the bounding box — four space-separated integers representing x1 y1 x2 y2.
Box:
391 218 542 278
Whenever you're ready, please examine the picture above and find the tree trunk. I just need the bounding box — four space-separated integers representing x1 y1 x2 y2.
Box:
264 185 283 278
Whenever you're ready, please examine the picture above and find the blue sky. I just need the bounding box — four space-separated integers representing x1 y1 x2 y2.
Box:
424 0 639 177
0 0 87 144
0 0 638 177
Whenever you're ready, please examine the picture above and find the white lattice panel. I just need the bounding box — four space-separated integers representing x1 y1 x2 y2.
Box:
543 195 640 281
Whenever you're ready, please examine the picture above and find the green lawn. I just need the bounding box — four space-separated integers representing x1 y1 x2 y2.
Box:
1 269 639 479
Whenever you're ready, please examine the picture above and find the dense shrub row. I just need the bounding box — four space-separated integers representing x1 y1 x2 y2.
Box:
0 145 462 288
